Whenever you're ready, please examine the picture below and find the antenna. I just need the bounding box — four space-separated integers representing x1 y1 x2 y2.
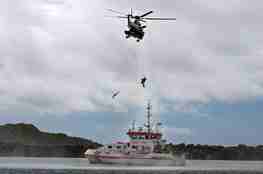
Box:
156 122 162 133
132 120 136 131
145 100 152 133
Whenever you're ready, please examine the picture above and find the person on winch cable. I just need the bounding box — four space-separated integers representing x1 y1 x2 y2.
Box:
140 76 147 88
112 91 120 99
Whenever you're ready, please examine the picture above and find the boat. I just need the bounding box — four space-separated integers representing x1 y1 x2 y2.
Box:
85 101 186 166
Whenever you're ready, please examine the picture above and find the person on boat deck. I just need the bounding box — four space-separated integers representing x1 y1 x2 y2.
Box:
140 76 147 88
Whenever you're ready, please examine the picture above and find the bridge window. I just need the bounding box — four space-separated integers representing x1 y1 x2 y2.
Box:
132 145 137 149
116 146 121 149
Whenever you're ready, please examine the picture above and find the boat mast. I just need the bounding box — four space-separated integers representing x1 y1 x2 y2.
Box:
145 101 152 133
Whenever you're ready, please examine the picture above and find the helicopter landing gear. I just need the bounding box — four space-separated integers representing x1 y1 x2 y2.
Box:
125 30 131 39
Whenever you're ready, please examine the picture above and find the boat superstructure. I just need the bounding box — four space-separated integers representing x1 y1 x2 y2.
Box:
85 101 185 166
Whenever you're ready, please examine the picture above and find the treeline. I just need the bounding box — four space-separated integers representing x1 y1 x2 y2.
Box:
165 143 263 160
0 123 100 146
0 123 101 157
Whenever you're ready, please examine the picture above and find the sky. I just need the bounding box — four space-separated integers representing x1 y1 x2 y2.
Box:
1 0 263 145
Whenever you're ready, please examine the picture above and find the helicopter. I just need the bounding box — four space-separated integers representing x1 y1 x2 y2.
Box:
107 9 177 42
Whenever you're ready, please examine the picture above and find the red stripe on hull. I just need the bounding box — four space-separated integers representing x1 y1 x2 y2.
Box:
97 155 167 160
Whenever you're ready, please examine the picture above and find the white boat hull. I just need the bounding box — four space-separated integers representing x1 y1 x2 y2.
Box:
85 150 185 166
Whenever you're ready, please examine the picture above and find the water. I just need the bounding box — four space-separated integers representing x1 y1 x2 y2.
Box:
0 157 263 173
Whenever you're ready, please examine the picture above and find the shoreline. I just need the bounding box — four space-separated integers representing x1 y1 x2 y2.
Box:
1 143 263 161
0 158 263 173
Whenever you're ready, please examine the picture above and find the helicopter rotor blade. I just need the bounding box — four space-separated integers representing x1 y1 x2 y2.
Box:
107 9 126 15
142 17 176 20
117 16 128 19
104 15 128 19
140 11 153 17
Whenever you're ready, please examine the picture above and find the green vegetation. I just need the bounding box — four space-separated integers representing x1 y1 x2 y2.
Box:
0 123 101 157
0 123 99 146
165 143 263 160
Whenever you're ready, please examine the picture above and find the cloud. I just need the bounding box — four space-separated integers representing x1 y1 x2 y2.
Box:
163 126 193 143
0 0 263 117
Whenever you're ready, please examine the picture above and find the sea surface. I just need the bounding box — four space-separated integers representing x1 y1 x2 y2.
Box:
0 157 263 173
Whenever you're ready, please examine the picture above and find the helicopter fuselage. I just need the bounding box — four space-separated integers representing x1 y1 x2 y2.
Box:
125 17 145 41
